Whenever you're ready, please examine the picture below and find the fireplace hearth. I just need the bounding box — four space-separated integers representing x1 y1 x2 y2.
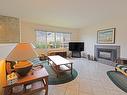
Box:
94 45 120 66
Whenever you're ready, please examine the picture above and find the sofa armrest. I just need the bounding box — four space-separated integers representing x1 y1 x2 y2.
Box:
115 64 127 76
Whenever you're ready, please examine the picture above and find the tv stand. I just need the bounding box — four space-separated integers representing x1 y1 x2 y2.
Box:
72 51 81 58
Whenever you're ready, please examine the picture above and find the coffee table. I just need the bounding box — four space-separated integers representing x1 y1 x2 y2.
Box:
48 55 73 77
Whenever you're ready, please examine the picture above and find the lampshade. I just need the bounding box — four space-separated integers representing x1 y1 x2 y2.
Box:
6 43 37 61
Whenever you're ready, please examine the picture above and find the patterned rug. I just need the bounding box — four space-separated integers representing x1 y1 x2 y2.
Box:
107 71 127 93
30 58 78 85
43 62 78 85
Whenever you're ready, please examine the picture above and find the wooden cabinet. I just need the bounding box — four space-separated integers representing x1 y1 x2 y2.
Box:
3 68 49 95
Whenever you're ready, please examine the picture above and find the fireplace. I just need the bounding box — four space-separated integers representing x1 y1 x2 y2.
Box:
94 45 120 65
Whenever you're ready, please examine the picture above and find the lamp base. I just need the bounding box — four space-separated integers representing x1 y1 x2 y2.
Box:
14 61 32 76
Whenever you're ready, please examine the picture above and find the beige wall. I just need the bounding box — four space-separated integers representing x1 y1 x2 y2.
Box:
20 20 80 55
20 20 79 42
0 44 16 59
79 16 127 58
0 20 79 59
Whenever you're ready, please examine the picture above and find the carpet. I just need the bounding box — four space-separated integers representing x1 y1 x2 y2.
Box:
107 71 127 93
43 62 78 85
31 59 78 85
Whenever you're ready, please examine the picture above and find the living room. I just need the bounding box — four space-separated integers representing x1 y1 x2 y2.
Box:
0 0 127 95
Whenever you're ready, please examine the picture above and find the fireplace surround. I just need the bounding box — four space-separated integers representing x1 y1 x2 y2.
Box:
94 45 120 66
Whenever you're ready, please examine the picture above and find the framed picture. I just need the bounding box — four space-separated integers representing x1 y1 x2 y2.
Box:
97 28 115 44
0 15 20 43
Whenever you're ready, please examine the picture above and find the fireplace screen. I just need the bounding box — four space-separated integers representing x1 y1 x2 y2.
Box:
99 51 111 60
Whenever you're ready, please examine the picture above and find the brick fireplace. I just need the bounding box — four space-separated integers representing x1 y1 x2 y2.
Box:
94 45 120 66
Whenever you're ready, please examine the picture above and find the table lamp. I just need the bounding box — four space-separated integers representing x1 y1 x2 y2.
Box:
6 43 37 76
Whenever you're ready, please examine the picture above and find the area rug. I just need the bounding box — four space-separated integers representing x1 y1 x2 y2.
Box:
43 62 78 85
107 71 127 93
31 59 78 85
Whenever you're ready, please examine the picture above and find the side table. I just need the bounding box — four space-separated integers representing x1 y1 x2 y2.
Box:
116 58 127 65
3 67 49 95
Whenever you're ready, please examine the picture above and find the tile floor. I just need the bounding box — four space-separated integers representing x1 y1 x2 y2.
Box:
35 58 127 95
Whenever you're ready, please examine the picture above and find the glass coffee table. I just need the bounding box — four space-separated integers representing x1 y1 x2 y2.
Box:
48 55 73 77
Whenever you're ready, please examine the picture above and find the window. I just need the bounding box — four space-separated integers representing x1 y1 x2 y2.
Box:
35 31 47 48
63 33 71 48
35 30 71 49
47 32 55 48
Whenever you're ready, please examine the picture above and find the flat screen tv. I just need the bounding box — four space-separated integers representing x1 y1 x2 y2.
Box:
69 42 84 51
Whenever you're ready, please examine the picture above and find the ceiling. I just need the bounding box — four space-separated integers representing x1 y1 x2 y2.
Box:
0 0 127 28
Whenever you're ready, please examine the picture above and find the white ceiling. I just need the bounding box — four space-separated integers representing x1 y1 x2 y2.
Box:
0 0 127 28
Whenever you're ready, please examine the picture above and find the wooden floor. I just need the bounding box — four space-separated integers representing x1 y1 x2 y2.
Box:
0 60 6 95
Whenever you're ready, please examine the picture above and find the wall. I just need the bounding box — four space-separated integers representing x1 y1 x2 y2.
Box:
20 20 80 55
0 20 79 58
0 44 16 59
79 17 127 58
20 20 79 43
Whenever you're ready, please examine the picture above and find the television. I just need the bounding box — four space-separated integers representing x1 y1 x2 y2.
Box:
69 42 84 51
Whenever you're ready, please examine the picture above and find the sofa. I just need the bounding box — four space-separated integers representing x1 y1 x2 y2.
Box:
0 60 7 95
115 64 127 76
